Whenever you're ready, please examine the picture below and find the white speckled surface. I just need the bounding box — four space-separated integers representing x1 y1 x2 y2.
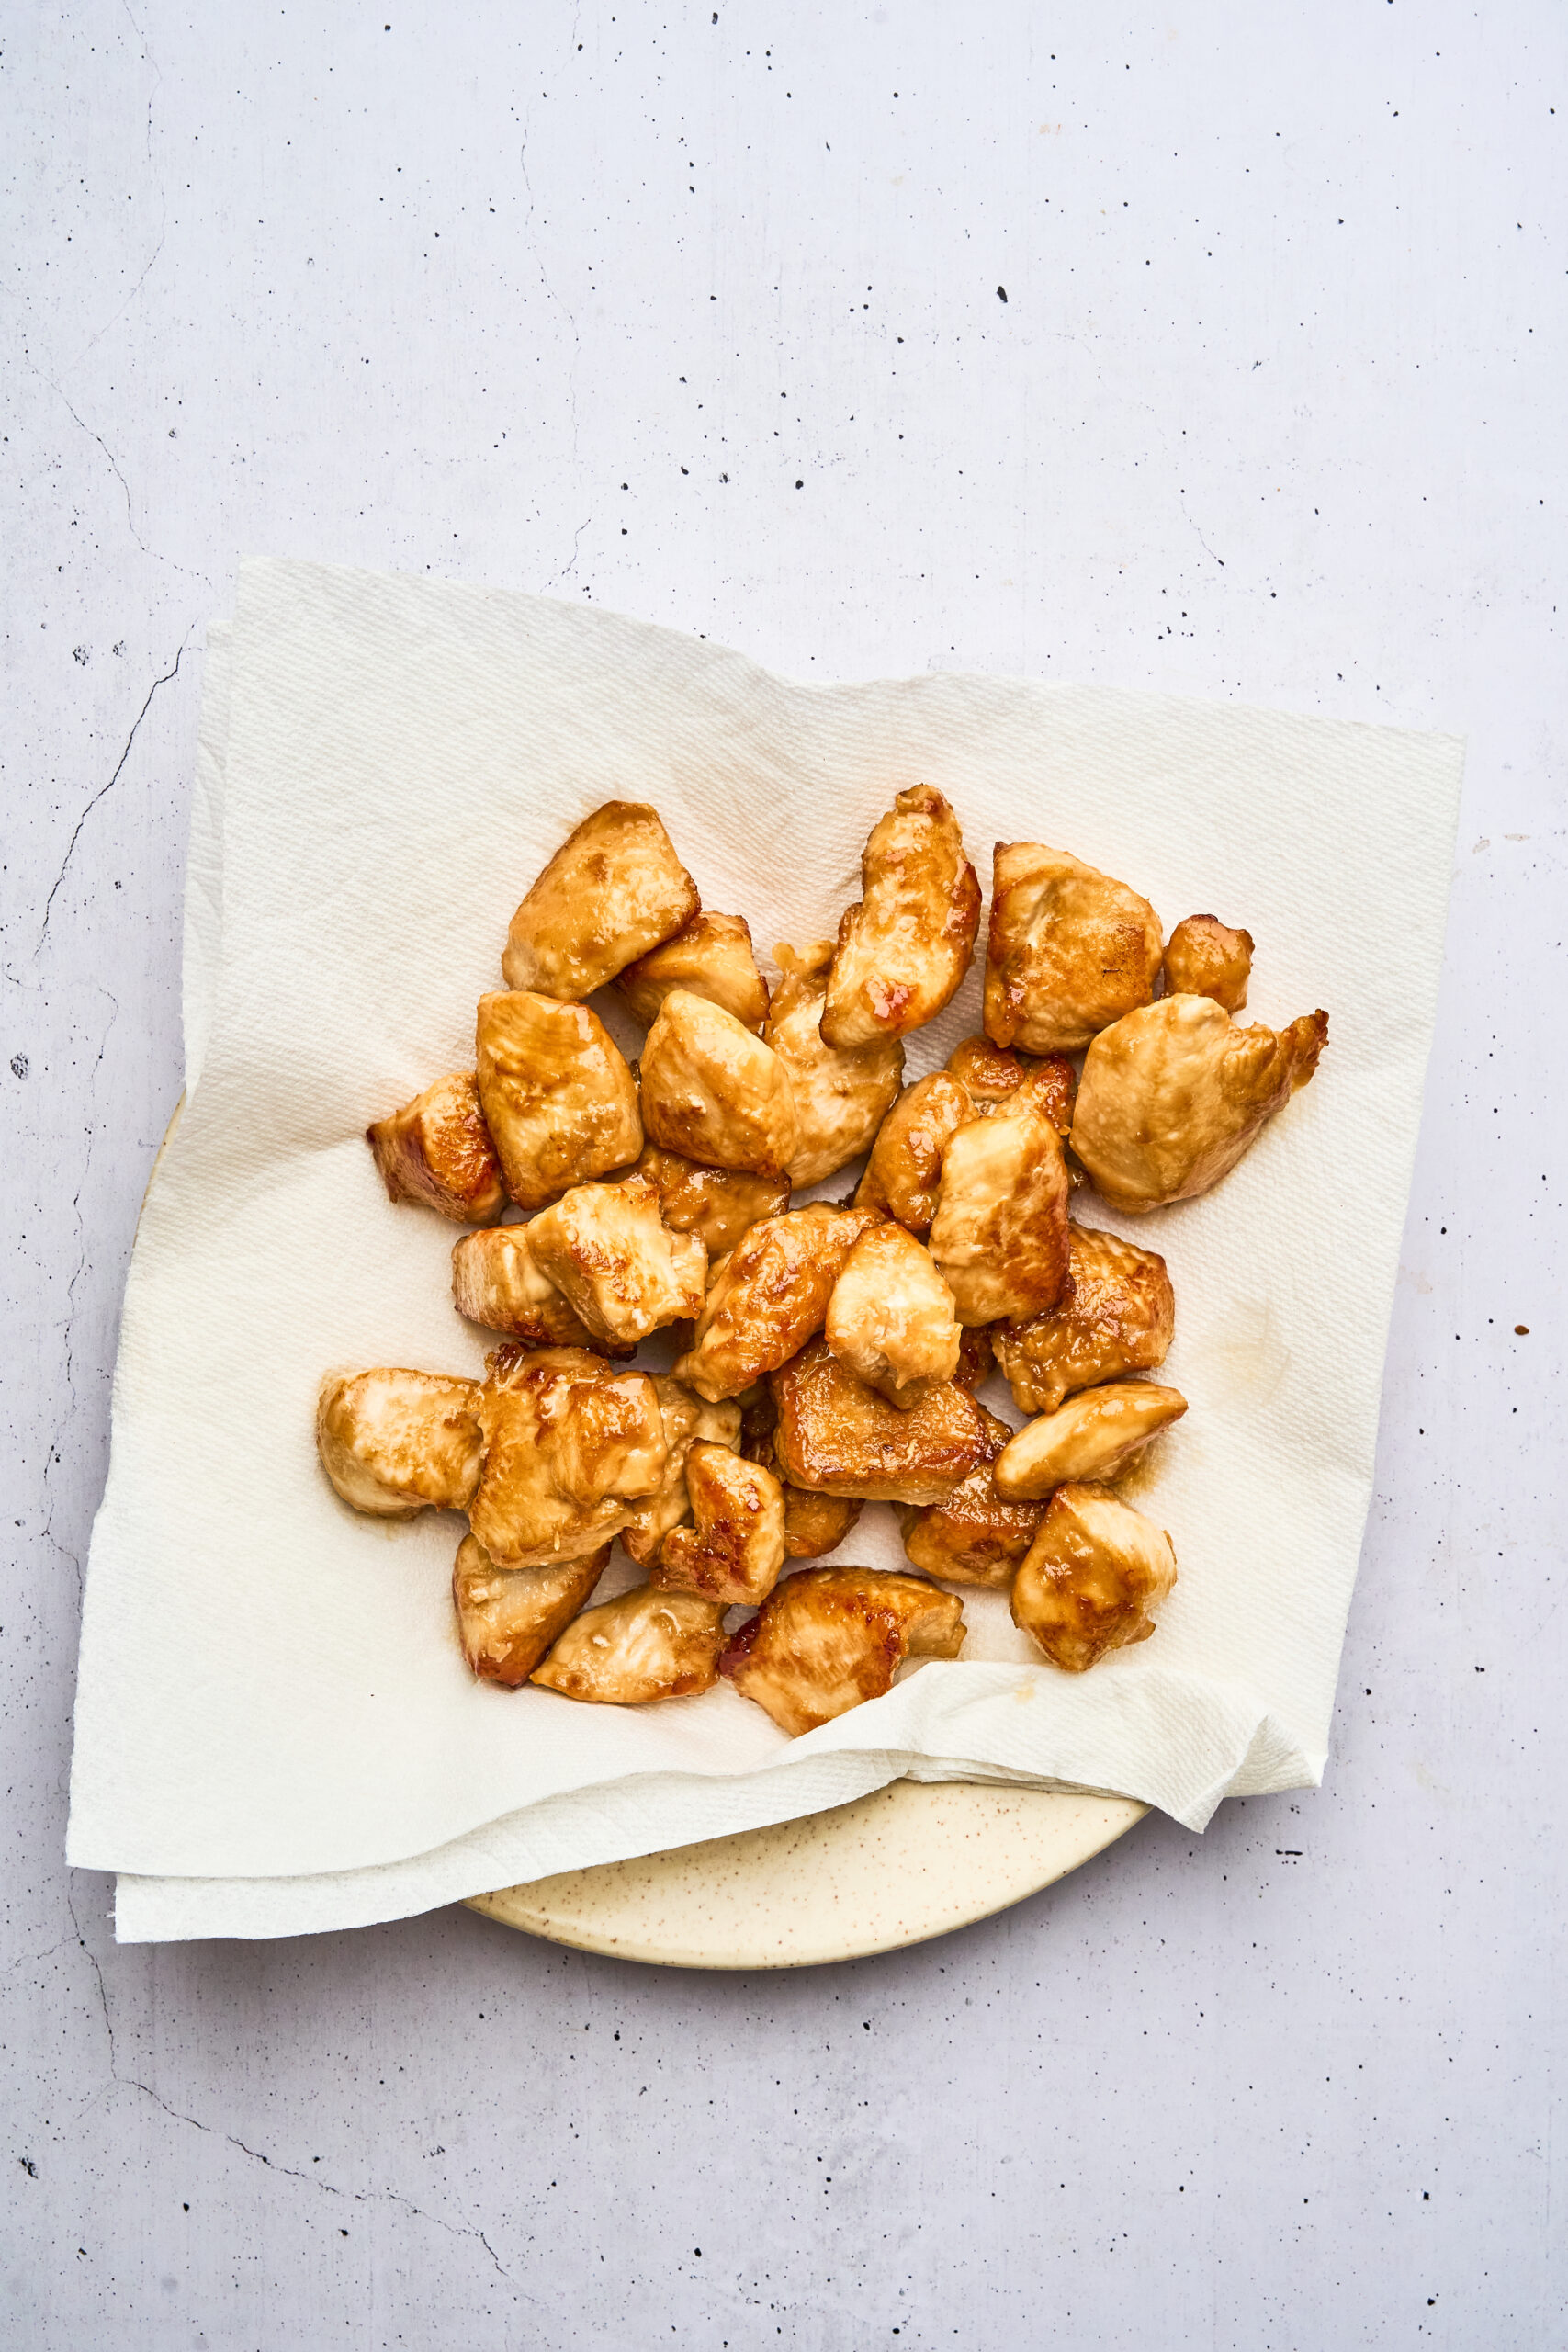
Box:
4 2 1563 2342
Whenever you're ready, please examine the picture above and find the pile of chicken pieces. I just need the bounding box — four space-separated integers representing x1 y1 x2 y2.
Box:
319 791 1327 1736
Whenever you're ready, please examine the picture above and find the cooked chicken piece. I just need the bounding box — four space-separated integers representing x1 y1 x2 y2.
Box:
898 1408 1045 1587
653 1442 787 1606
945 1035 1077 1138
501 801 700 998
367 1070 507 1225
993 1380 1188 1498
985 842 1163 1053
763 941 904 1187
451 1222 618 1351
316 1367 482 1518
619 1377 743 1568
1011 1484 1178 1672
853 1071 973 1235
468 1345 668 1568
825 1222 961 1409
630 1141 790 1258
993 1223 1176 1416
741 1393 864 1560
615 911 770 1034
673 1203 881 1403
721 1566 965 1735
525 1173 706 1349
1161 914 1254 1012
819 787 981 1047
452 1533 610 1687
770 1335 989 1505
475 991 641 1213
1070 995 1328 1211
954 1324 996 1391
639 988 797 1177
531 1585 728 1704
928 1089 1071 1328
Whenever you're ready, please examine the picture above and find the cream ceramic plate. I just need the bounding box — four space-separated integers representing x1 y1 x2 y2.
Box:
467 1781 1146 1969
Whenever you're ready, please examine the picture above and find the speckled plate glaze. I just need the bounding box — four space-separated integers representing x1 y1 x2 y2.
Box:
466 1781 1146 1969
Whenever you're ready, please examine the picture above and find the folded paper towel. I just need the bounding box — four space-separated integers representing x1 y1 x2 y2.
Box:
68 560 1461 1941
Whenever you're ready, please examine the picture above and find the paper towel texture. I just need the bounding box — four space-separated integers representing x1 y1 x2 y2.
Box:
69 560 1461 1939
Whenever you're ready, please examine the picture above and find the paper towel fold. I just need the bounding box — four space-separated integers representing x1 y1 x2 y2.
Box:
67 560 1461 1940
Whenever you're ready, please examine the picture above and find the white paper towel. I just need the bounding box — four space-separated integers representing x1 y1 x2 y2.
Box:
69 560 1461 1941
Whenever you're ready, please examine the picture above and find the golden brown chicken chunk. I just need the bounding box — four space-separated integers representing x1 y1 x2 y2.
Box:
763 942 904 1187
985 842 1163 1054
741 1394 864 1560
629 1141 790 1259
317 1368 482 1518
770 1336 989 1505
450 1222 616 1351
531 1585 728 1704
639 988 797 1177
1162 915 1254 1012
452 1533 610 1687
721 1566 965 1735
673 1203 881 1403
820 787 982 1047
945 1035 1077 1138
618 1377 743 1568
1070 995 1328 1212
825 1221 961 1409
501 801 700 999
367 1071 507 1225
992 1223 1176 1416
854 1072 974 1235
993 1381 1188 1498
475 991 641 1213
898 1408 1046 1587
525 1174 706 1349
652 1442 787 1606
468 1345 668 1568
1011 1484 1178 1672
928 1087 1071 1328
615 911 770 1034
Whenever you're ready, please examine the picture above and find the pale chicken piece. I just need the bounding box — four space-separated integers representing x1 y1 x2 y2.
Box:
615 911 770 1034
1070 995 1328 1212
316 1367 482 1518
1011 1483 1178 1672
673 1203 882 1403
531 1585 728 1704
898 1407 1046 1588
525 1173 707 1349
639 988 797 1177
944 1035 1077 1139
501 800 700 998
993 1380 1188 1499
451 1222 618 1351
769 1335 989 1505
993 1222 1176 1416
468 1345 668 1568
1161 914 1254 1012
825 1222 961 1410
741 1393 864 1560
619 1377 743 1568
985 842 1164 1054
928 1088 1071 1328
366 1071 507 1225
853 1071 974 1235
762 942 904 1187
630 1141 790 1259
721 1566 966 1736
820 786 982 1047
652 1442 787 1606
475 991 642 1213
452 1533 610 1687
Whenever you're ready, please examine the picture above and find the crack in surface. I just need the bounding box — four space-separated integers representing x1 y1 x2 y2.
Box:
39 640 189 950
